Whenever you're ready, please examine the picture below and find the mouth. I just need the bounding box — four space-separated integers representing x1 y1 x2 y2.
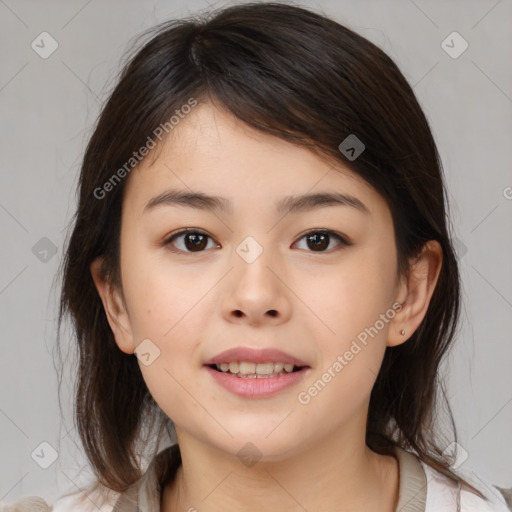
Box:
206 362 308 379
203 346 311 397
203 362 311 398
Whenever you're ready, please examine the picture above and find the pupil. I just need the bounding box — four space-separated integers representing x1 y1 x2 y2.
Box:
307 233 328 251
185 233 207 251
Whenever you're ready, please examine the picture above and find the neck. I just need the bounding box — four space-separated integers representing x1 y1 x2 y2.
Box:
161 428 399 512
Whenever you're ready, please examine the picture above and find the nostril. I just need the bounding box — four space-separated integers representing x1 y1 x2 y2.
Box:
267 310 278 317
233 310 243 317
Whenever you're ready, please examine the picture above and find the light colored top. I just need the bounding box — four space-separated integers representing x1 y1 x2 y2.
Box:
2 444 511 511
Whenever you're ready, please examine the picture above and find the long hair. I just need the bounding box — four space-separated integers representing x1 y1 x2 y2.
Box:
56 1 486 500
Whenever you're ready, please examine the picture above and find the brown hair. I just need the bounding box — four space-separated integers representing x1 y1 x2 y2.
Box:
56 0 487 502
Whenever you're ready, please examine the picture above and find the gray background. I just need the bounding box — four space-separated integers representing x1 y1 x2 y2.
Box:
1 0 511 506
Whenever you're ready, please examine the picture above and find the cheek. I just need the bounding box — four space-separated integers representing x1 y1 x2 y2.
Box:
293 261 393 424
129 276 206 425
296 248 396 343
292 247 397 415
122 243 204 340
122 247 207 376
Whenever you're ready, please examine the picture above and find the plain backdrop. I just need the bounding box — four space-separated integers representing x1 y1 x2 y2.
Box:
0 0 511 505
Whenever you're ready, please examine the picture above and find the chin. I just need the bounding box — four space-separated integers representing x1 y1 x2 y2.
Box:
213 430 303 463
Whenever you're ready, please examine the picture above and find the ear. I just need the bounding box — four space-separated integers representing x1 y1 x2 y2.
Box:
90 256 135 354
387 240 443 347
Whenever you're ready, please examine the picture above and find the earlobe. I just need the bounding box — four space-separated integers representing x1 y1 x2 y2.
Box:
90 257 135 354
387 240 443 347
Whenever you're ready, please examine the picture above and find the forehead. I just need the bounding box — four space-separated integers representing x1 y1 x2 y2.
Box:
123 102 384 217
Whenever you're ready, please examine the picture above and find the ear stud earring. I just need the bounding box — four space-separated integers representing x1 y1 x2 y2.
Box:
400 329 405 335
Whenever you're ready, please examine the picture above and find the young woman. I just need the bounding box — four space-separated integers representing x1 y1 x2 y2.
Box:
2 2 510 511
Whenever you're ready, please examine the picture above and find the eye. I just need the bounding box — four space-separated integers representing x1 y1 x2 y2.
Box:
163 228 351 254
293 229 351 252
164 229 219 253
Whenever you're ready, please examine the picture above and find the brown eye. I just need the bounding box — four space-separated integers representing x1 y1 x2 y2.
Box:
164 229 218 253
294 230 351 252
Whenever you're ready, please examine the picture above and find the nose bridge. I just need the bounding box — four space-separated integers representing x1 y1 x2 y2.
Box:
232 234 279 299
221 234 292 324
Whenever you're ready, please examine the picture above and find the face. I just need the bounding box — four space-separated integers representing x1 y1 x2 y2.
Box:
99 102 406 460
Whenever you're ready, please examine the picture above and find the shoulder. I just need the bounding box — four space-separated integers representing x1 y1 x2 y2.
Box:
0 496 51 511
50 489 119 512
2 444 181 512
0 487 120 512
418 459 512 512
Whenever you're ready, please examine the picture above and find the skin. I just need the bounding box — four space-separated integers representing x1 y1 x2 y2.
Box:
91 102 442 512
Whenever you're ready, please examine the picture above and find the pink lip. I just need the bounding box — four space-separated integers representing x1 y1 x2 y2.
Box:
203 365 311 398
203 346 310 367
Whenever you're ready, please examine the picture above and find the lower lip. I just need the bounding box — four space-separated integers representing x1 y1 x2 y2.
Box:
204 365 311 398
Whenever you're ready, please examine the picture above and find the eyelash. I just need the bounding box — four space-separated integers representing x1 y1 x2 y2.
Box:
163 228 352 254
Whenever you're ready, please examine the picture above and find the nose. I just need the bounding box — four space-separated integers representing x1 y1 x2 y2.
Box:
220 248 292 327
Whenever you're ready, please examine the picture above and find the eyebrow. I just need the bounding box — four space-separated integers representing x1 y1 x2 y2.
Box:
143 188 370 216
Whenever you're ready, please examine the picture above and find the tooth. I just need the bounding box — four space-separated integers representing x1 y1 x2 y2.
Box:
214 360 300 376
256 362 274 374
238 361 256 375
256 374 270 378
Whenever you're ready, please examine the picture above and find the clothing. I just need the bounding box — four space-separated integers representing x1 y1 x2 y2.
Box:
2 444 511 511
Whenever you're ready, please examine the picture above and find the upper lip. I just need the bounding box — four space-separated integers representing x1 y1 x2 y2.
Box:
204 347 310 367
